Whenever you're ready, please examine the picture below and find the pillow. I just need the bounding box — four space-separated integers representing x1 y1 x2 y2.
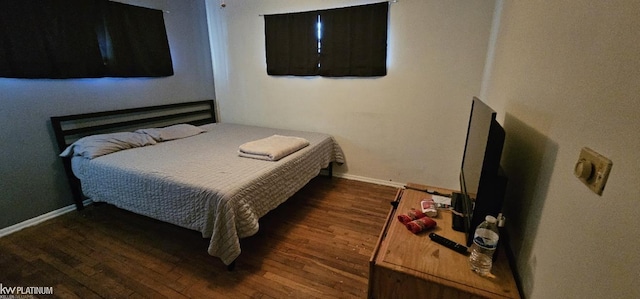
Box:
135 124 205 142
60 132 157 159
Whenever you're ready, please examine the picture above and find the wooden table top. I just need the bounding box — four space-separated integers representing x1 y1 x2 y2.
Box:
374 184 520 299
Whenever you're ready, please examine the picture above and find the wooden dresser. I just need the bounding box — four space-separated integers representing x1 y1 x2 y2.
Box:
368 183 520 299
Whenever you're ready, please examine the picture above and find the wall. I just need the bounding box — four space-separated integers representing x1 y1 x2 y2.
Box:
206 0 497 187
0 0 215 229
486 1 640 298
208 1 640 298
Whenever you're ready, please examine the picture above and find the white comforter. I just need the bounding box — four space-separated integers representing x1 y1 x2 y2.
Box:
71 123 344 265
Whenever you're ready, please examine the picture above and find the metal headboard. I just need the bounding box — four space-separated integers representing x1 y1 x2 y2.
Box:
50 99 217 210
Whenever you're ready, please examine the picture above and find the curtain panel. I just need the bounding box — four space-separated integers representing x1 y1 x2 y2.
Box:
101 1 173 77
319 2 388 77
0 0 172 79
0 0 105 78
264 11 319 76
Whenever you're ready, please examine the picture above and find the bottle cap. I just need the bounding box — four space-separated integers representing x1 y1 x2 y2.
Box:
485 215 497 223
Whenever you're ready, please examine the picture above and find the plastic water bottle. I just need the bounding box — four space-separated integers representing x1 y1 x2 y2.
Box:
469 215 499 275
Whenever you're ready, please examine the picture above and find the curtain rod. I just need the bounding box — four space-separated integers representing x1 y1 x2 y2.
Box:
256 0 397 17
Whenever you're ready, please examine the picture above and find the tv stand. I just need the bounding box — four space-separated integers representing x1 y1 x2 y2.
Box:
368 183 520 298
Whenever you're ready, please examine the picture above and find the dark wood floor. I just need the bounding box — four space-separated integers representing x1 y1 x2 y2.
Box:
0 177 397 298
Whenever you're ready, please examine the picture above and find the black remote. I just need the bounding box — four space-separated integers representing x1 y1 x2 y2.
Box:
429 233 469 255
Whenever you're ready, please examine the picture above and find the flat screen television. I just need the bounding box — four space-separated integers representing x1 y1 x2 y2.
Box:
457 97 507 246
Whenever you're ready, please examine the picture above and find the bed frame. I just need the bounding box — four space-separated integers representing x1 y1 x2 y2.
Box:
51 100 217 210
51 99 339 271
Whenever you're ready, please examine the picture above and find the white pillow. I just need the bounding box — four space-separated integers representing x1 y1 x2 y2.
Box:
60 132 157 159
135 124 205 141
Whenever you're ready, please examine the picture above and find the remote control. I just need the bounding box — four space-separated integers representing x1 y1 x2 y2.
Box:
429 233 469 255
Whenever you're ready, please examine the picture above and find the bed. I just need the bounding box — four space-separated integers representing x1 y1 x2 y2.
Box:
50 100 344 268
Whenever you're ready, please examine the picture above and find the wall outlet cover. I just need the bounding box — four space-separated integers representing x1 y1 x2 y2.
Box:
574 147 612 196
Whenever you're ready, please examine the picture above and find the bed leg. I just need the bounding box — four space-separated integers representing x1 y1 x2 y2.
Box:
227 261 236 271
62 158 86 211
74 187 88 209
320 162 334 178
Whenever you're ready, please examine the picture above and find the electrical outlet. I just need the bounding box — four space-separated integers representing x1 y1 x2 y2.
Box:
574 147 612 195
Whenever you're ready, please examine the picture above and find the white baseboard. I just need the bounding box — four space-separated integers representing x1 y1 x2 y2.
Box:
334 173 405 188
0 174 396 238
0 199 92 238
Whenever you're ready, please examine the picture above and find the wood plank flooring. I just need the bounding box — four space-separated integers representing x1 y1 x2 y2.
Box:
0 177 397 298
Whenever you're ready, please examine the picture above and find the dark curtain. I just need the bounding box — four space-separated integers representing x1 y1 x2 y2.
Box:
0 0 105 79
319 2 388 77
264 11 319 76
264 2 388 77
102 1 173 77
0 0 172 79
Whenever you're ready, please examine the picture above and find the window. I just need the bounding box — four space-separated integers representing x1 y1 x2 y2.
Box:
0 0 173 79
264 2 388 77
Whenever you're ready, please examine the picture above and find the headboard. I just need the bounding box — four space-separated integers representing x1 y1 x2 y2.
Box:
50 99 216 210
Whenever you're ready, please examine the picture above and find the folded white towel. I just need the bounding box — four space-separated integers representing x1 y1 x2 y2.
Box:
238 135 310 161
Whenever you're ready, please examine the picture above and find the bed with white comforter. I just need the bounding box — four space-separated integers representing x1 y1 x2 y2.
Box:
69 123 344 265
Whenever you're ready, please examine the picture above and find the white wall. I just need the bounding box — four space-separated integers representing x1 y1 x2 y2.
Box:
0 0 215 229
206 0 497 188
487 1 640 298
208 1 640 298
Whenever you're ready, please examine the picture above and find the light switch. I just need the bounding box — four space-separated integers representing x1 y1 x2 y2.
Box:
574 147 612 195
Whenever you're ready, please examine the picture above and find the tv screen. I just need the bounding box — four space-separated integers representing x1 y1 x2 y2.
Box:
458 97 506 246
461 99 493 198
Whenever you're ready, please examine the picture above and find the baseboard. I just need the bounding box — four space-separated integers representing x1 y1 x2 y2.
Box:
0 199 92 238
334 173 405 188
0 174 398 238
